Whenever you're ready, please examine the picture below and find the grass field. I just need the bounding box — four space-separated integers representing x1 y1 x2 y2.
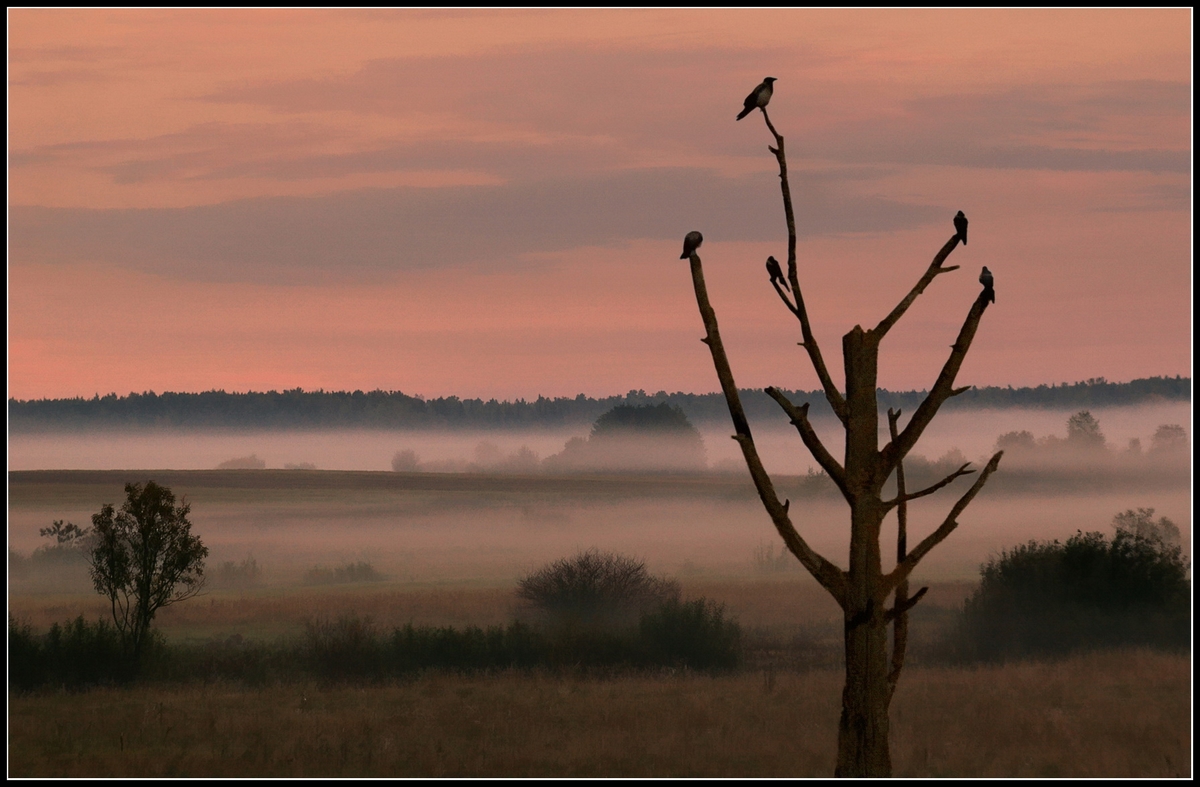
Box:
8 469 1192 777
8 651 1189 777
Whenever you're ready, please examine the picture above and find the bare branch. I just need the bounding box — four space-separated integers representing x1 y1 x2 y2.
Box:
874 234 962 339
886 408 910 699
881 451 1003 598
764 386 849 500
884 586 928 624
882 463 976 510
771 276 800 316
688 253 848 606
881 292 991 473
760 107 848 425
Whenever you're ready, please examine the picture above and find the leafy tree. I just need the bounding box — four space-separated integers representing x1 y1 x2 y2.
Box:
40 519 90 546
32 519 94 565
995 430 1036 453
391 449 420 472
591 402 697 436
1150 424 1188 455
87 481 208 662
1112 507 1181 546
1066 410 1105 450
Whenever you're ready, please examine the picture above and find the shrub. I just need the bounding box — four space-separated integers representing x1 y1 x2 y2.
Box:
516 549 680 626
752 542 795 573
304 614 385 679
638 598 741 671
8 615 149 690
948 520 1190 662
303 560 381 585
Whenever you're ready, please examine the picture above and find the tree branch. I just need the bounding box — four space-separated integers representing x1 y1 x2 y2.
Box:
761 107 848 425
886 408 911 700
884 586 927 625
764 386 849 501
874 234 962 339
771 276 800 317
689 252 847 606
881 292 991 473
882 462 976 510
880 451 1003 598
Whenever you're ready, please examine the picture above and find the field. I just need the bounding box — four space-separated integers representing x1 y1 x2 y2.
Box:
7 467 1192 777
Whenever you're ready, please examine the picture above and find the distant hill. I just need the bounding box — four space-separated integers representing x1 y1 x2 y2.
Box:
7 376 1189 432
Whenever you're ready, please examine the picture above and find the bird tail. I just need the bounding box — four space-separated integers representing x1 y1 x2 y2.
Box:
680 251 689 259
736 108 751 121
984 286 995 304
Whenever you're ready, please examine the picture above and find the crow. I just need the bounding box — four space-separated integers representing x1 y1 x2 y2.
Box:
980 266 995 304
737 77 777 121
680 231 704 259
954 211 968 245
766 256 789 291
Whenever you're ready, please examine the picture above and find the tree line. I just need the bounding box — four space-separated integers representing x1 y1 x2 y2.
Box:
7 376 1189 432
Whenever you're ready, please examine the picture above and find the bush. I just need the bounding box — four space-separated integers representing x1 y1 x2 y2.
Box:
517 549 680 626
638 598 741 671
216 454 266 469
303 560 381 585
391 449 420 472
8 615 152 690
948 521 1190 662
215 556 263 588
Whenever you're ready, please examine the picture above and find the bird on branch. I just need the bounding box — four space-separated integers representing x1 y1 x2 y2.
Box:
980 266 995 304
737 77 777 121
680 231 704 259
766 256 789 291
954 211 968 245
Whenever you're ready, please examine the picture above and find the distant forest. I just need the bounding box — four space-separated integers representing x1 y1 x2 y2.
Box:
7 376 1189 432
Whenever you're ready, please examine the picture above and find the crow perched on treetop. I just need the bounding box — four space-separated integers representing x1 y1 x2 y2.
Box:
737 77 777 120
680 231 704 259
954 211 968 245
766 256 789 291
980 266 995 304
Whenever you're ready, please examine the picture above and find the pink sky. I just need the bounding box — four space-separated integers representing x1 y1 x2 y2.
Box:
8 10 1192 401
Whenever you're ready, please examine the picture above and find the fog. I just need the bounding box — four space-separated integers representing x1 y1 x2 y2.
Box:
8 474 1190 591
7 403 1191 474
9 402 1190 597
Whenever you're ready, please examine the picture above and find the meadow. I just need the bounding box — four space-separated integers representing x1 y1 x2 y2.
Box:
7 461 1192 777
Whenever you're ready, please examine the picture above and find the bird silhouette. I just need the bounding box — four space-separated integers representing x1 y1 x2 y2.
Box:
737 77 777 121
680 231 704 259
954 211 968 245
766 256 789 291
979 266 995 304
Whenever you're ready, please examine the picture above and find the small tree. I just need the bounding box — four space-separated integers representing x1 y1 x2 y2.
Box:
87 481 208 662
683 91 1001 776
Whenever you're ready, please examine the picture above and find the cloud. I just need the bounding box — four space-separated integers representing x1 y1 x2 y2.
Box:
809 81 1190 173
9 167 945 284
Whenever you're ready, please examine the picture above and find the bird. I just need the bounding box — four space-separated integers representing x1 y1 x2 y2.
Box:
979 266 995 304
737 77 777 121
954 211 968 245
680 231 704 259
766 256 789 291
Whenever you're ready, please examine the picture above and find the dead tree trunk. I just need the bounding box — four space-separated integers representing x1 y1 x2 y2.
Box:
684 104 1001 777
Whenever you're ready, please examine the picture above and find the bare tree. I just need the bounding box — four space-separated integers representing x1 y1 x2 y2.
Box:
683 102 1001 776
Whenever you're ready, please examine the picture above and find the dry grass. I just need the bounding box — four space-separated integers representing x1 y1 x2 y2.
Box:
8 649 1188 778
